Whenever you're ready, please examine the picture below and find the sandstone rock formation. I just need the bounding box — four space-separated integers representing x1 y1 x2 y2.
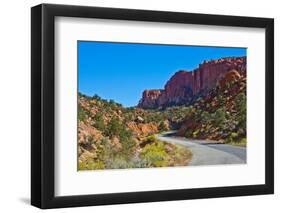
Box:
138 89 163 109
218 69 241 88
138 56 246 109
127 121 159 138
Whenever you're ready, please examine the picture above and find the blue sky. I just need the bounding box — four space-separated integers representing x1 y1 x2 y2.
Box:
78 41 246 107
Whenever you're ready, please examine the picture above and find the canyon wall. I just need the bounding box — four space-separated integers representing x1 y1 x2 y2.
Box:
138 56 246 109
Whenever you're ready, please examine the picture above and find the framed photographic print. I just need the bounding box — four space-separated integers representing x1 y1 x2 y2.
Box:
31 3 274 209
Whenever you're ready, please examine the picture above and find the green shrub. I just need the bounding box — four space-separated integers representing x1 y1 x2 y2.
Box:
105 117 123 138
201 111 211 124
230 132 239 140
78 160 105 170
92 94 101 101
140 142 169 167
121 138 136 159
104 117 136 158
159 121 168 132
106 117 132 138
78 106 87 121
184 129 193 138
105 156 133 169
93 112 105 131
192 129 200 138
240 138 247 146
225 132 242 144
145 135 157 143
213 107 227 128
235 93 246 130
225 136 247 147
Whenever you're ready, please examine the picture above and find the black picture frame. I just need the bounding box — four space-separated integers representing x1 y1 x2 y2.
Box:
31 3 274 209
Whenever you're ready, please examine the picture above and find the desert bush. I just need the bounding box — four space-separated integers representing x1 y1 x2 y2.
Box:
140 135 157 148
140 142 169 167
109 99 120 110
184 129 193 138
105 117 123 138
192 129 200 138
92 94 101 101
120 137 136 159
235 93 246 130
240 138 247 146
104 117 136 158
93 112 105 131
201 111 211 124
78 106 87 121
225 135 246 147
159 120 168 132
230 132 239 140
78 160 105 170
124 113 134 122
104 156 133 169
103 155 150 169
213 107 227 128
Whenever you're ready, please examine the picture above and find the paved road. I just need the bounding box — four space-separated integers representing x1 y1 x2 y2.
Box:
156 132 246 166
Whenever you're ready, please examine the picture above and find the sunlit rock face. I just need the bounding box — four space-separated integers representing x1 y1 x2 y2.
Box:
138 56 246 109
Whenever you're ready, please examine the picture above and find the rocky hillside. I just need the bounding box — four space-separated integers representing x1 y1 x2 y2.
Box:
177 69 247 145
78 94 192 170
138 57 246 109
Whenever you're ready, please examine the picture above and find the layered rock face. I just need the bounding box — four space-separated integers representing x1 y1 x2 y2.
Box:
138 56 246 109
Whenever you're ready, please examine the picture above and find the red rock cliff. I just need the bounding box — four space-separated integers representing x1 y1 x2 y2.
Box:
138 56 246 109
138 89 163 109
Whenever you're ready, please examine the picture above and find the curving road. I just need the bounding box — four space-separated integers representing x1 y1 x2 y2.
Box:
156 132 246 166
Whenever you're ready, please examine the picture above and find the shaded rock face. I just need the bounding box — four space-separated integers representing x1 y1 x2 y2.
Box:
138 56 246 109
